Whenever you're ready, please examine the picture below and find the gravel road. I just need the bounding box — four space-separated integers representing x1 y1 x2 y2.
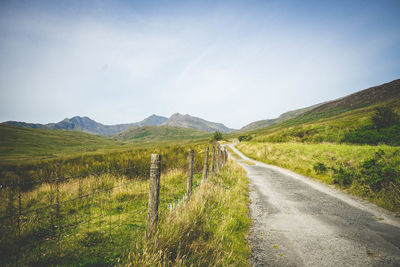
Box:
226 144 400 267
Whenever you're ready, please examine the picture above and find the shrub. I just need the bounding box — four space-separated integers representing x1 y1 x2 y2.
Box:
331 165 355 186
210 131 223 142
372 106 399 130
238 134 252 142
342 124 400 146
313 162 327 174
359 149 400 192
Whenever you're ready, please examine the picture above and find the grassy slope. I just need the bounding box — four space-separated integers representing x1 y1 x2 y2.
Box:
0 124 212 166
115 125 211 142
236 142 400 212
126 160 251 266
0 124 127 163
240 103 323 131
242 98 400 143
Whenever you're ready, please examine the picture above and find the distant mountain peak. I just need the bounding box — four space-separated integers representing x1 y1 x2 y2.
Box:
162 113 234 133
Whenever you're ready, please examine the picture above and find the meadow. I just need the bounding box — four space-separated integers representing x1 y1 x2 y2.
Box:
0 122 251 266
236 142 400 212
0 140 206 266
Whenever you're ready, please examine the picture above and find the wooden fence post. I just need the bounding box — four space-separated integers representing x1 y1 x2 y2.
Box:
223 148 226 164
264 145 267 159
202 146 209 180
216 148 220 171
211 146 216 174
187 149 194 196
146 154 161 239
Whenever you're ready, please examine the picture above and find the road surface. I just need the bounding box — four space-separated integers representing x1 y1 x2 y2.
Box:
226 144 400 267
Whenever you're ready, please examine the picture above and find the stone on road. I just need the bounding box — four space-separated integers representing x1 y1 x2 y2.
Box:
226 144 400 267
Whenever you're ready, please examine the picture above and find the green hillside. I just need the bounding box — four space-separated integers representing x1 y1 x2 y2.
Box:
246 99 399 143
115 125 211 142
237 79 400 143
0 124 126 164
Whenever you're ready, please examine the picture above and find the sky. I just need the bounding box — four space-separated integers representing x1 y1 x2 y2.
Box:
0 0 399 129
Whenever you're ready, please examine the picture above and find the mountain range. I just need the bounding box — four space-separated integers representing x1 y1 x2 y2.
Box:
2 79 399 137
3 114 168 136
2 113 234 136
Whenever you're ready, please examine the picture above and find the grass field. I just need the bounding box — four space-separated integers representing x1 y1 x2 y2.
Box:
233 99 400 144
0 167 203 266
0 147 250 266
0 124 128 163
125 159 251 266
115 125 211 142
236 142 400 212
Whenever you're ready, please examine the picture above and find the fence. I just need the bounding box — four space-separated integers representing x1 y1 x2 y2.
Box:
0 144 228 266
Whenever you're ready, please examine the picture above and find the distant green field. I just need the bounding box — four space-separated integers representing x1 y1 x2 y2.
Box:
0 124 212 165
115 125 211 142
0 125 133 164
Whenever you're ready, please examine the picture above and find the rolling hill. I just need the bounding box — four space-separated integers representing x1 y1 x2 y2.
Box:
115 125 211 142
0 124 127 163
240 103 323 131
239 79 400 143
162 113 235 133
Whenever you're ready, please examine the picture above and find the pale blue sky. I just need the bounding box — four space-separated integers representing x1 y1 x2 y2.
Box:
1 0 399 128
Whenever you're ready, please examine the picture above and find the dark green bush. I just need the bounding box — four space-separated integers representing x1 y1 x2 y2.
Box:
313 162 327 174
329 149 400 192
372 106 399 130
238 134 252 142
210 131 223 142
342 107 400 146
331 165 354 186
342 125 400 146
359 150 400 191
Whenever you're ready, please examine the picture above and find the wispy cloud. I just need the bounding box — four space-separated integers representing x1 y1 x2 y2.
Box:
0 0 399 128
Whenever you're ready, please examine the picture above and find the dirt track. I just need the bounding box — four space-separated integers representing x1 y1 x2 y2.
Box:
226 144 400 267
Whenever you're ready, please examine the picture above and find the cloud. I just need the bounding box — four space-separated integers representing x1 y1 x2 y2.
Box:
0 1 399 128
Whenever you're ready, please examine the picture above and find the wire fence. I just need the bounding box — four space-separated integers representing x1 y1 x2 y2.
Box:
0 144 228 266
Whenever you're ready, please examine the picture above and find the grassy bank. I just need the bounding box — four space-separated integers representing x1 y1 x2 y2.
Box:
0 166 203 266
125 160 251 266
236 142 400 212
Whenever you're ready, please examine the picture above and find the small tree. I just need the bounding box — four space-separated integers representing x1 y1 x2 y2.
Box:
371 107 399 130
211 131 223 141
238 134 252 142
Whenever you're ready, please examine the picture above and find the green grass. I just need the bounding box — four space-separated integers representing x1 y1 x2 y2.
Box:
233 99 400 144
236 142 400 212
0 167 203 266
125 159 251 266
115 125 211 142
0 150 250 266
0 124 128 163
0 124 211 188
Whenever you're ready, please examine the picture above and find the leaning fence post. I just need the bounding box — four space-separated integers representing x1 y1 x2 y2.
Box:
211 146 216 174
202 146 209 180
216 148 220 171
224 148 227 164
187 149 194 197
146 154 161 239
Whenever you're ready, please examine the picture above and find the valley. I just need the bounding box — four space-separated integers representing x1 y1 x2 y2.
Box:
1 79 399 266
